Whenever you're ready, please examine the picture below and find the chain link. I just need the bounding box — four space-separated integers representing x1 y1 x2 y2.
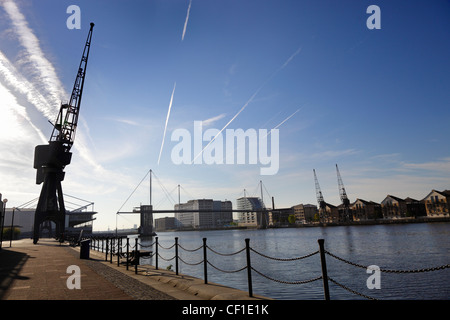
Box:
251 248 319 261
207 245 246 256
251 267 323 285
207 261 247 274
179 256 204 266
328 277 377 300
157 253 176 262
325 250 450 273
158 243 176 250
178 244 203 252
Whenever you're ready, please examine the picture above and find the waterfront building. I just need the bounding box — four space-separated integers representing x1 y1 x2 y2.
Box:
236 197 265 227
404 197 427 217
381 195 407 219
318 202 339 223
269 207 294 226
154 217 176 231
174 199 232 229
292 204 317 223
422 189 450 217
1 207 96 238
350 199 382 221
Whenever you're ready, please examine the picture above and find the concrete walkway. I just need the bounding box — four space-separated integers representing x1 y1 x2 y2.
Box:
0 239 270 300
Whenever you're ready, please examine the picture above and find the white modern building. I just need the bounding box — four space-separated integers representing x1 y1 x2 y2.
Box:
236 197 265 227
174 199 232 229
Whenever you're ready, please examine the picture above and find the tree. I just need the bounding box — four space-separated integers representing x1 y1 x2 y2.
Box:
2 227 20 240
288 214 296 225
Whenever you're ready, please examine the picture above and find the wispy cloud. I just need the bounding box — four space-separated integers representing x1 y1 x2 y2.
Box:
158 82 177 164
181 0 192 41
2 0 67 110
202 113 226 127
0 50 54 118
402 157 450 173
309 149 360 160
114 118 141 126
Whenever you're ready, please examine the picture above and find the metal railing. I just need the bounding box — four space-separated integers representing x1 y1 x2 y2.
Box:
85 236 450 300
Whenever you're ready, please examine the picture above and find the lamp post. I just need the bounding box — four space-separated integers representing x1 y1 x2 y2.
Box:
0 197 8 250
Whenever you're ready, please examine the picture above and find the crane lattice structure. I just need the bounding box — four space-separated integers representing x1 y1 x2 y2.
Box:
32 23 95 244
336 164 352 222
313 169 327 222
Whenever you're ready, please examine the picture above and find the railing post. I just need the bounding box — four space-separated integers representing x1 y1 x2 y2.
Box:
245 238 253 297
203 238 208 284
175 237 179 275
126 237 130 270
105 237 109 261
117 237 121 266
318 239 330 300
155 237 159 270
135 237 139 274
110 238 113 263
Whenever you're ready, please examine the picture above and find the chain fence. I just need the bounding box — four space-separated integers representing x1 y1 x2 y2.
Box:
85 235 449 300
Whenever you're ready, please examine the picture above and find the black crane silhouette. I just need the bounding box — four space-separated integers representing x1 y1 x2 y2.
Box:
32 23 95 244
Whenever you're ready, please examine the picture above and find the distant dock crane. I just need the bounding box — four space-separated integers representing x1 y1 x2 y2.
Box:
336 164 352 222
313 169 327 222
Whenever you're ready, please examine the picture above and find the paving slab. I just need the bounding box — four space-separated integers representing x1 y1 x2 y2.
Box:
0 239 271 301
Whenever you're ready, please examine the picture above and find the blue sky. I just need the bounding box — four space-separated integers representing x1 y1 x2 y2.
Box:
1 0 449 231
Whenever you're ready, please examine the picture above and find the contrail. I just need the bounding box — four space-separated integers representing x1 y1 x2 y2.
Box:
0 50 54 119
280 47 302 70
181 0 192 41
158 82 177 164
273 107 302 130
191 47 302 164
0 81 47 144
1 0 67 110
261 107 303 140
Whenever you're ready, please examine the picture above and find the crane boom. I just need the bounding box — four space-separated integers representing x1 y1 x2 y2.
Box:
336 164 349 205
313 169 326 209
336 164 352 221
50 22 94 152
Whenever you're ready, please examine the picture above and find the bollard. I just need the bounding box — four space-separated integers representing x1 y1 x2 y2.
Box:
155 237 159 270
203 238 208 284
318 239 330 300
175 237 179 275
245 238 253 297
